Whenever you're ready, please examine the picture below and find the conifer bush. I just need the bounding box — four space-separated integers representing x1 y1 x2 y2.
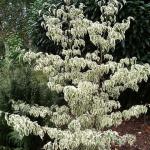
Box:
0 0 150 149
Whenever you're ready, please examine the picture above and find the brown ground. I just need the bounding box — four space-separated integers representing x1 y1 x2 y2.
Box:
112 116 150 150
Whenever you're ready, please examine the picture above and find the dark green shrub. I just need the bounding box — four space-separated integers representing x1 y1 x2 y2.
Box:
115 0 150 62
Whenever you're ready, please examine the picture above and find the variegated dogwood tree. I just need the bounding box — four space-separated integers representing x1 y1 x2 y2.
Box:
1 0 150 150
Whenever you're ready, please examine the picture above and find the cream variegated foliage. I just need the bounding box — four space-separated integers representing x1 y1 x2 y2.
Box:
2 0 150 150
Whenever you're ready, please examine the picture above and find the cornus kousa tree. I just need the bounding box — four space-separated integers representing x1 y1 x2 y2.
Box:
1 0 150 149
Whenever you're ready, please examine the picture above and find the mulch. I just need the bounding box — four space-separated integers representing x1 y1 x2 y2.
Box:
112 116 150 150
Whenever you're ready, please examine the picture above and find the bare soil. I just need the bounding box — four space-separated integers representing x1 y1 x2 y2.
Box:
112 115 150 150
